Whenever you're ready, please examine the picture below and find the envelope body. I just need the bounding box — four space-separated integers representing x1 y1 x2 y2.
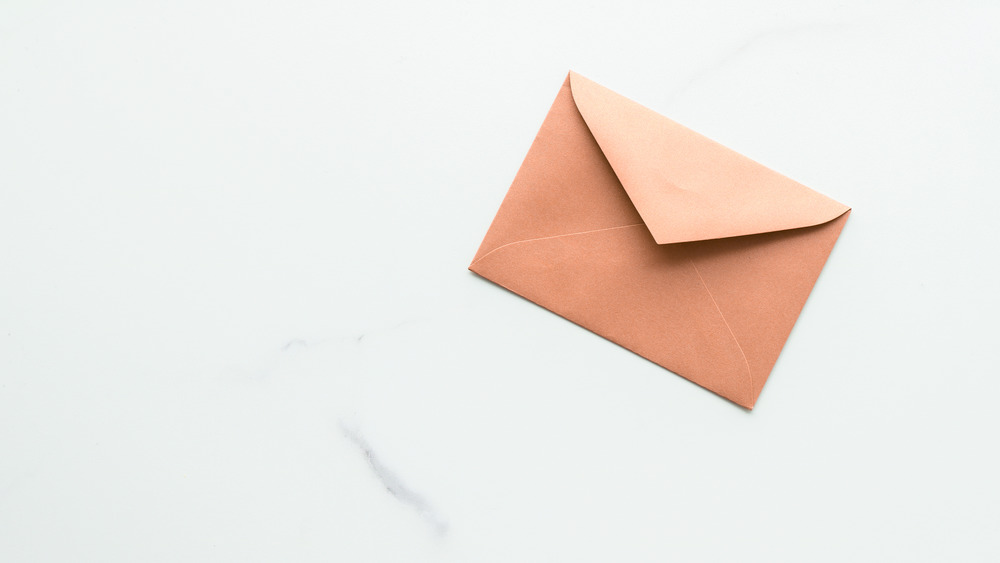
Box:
469 72 850 408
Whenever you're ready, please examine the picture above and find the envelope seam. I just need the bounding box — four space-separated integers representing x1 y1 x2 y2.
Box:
471 223 646 267
689 259 754 408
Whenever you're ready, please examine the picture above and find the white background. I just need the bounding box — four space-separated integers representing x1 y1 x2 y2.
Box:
2 1 998 561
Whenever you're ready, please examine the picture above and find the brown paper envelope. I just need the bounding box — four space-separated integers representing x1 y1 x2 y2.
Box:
469 72 850 408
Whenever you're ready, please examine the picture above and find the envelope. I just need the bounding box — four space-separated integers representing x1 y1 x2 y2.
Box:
469 72 850 408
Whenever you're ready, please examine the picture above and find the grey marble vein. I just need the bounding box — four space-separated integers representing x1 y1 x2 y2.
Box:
340 422 448 535
665 21 850 103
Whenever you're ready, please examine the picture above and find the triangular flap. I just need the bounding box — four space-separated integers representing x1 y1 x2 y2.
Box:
568 72 850 244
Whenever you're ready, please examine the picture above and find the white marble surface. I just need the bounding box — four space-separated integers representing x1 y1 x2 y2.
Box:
2 1 999 561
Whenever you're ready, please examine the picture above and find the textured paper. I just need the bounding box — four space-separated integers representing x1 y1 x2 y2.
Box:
470 72 850 408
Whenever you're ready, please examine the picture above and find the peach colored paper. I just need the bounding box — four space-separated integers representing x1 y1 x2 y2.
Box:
470 72 850 408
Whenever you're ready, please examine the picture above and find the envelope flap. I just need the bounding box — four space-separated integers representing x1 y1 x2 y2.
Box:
568 72 850 244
